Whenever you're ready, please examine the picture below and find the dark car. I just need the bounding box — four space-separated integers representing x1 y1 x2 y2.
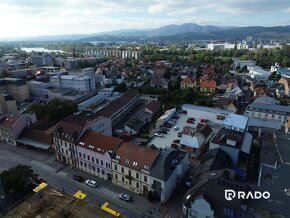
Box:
157 130 167 134
187 119 194 124
178 132 183 137
72 175 84 182
171 143 179 149
165 124 173 128
173 139 180 143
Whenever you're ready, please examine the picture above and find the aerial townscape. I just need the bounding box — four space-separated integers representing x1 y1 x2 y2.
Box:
1 1 290 218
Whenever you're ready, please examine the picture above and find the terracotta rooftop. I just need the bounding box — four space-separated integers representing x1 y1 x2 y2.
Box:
114 143 160 171
78 130 123 155
211 128 245 149
0 115 18 129
145 100 161 114
54 120 84 143
181 77 195 85
200 77 217 89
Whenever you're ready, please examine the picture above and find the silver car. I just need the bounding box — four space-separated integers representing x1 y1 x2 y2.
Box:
118 193 132 202
85 179 98 188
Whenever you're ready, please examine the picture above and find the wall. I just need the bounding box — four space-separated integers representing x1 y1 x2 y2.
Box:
76 147 112 180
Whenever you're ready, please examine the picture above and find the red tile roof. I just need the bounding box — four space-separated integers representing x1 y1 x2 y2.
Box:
78 130 123 154
0 115 18 129
145 100 161 114
200 76 217 89
181 77 195 85
114 143 159 171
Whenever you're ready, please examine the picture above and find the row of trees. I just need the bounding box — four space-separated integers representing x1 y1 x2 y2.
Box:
141 45 290 69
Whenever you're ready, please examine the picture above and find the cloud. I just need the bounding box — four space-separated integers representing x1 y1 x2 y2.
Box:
0 0 289 38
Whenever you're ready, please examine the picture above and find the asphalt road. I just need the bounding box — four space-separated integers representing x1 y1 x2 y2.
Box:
0 143 160 218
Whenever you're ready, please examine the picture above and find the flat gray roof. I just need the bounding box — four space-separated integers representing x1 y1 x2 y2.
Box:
247 117 281 130
183 104 232 115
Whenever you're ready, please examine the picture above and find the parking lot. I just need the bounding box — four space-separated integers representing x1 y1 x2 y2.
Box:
148 109 223 150
148 112 198 149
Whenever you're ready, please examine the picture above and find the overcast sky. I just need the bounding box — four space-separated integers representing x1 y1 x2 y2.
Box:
0 0 290 38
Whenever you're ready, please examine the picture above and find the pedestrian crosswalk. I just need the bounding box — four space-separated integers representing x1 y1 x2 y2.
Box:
97 186 119 198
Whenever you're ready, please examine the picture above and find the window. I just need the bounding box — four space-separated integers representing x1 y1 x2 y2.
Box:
122 177 124 182
83 154 85 158
66 150 68 155
136 182 139 188
144 176 147 182
84 163 87 167
93 166 95 171
115 174 118 180
61 148 64 153
80 161 83 166
189 210 198 218
87 155 90 161
108 163 110 169
101 160 103 166
136 173 139 179
97 168 100 173
115 165 117 171
121 167 124 173
96 159 99 164
92 157 94 163
102 170 104 175
79 152 81 157
106 163 108 168
128 170 131 176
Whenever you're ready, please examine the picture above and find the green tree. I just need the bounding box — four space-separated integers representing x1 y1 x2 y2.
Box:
114 82 128 93
0 165 36 201
29 99 77 120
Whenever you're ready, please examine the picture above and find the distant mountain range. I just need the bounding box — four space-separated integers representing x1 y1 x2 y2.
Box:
2 23 290 42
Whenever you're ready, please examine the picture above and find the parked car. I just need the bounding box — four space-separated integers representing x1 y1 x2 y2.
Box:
118 193 132 202
171 143 179 149
154 133 164 137
157 130 167 134
200 119 207 123
178 132 183 137
187 119 194 124
173 115 180 119
167 120 175 125
165 124 173 128
179 109 187 114
160 127 170 131
188 117 195 121
72 175 84 182
85 179 98 188
173 139 180 143
174 126 179 131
